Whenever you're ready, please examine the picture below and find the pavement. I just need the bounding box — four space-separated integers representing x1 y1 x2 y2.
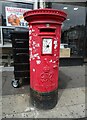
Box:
0 65 86 119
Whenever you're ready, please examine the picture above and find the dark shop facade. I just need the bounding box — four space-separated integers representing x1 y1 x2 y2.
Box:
0 0 87 66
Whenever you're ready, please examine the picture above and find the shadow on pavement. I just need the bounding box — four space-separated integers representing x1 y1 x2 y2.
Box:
2 65 85 96
2 71 30 96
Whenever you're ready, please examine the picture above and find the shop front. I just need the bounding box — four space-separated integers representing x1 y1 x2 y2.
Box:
0 0 34 66
0 0 87 66
0 0 33 46
51 2 87 65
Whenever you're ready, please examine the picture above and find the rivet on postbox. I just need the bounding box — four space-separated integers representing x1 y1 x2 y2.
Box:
46 23 50 27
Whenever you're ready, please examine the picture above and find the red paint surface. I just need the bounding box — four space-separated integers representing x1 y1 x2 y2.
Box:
23 9 67 92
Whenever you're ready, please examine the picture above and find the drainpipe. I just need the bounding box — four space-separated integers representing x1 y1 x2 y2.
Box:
34 0 38 9
38 0 52 9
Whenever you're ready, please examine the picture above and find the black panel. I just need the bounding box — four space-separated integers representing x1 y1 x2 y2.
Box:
14 71 29 78
59 57 83 66
13 53 29 63
11 28 29 80
14 63 29 71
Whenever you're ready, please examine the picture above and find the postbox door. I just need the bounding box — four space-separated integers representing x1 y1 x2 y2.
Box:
29 25 60 93
32 35 59 92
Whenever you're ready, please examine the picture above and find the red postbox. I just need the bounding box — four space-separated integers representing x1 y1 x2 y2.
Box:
23 9 67 109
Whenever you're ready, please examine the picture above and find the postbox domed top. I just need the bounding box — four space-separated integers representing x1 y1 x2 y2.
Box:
23 8 67 24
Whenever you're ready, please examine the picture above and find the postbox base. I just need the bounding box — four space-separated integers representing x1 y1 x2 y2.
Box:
30 88 58 109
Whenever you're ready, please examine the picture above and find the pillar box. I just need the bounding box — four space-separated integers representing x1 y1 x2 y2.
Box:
23 9 67 109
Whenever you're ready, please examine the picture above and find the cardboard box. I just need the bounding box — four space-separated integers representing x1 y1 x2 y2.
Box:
60 48 70 58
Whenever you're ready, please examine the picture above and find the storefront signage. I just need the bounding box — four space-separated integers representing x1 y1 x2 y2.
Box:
5 7 31 27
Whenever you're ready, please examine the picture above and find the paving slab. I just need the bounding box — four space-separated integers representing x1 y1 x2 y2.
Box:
2 111 35 118
59 88 85 106
35 106 73 118
67 103 85 118
2 94 30 115
2 87 86 119
0 102 2 118
56 88 85 108
85 103 87 117
59 65 85 89
2 70 30 95
1 65 86 119
0 71 2 96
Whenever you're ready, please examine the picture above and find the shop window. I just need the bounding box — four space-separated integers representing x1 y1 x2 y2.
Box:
52 2 86 58
0 1 33 26
0 1 33 46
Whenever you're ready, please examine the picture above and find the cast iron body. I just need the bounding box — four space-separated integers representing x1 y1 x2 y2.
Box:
24 9 67 109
